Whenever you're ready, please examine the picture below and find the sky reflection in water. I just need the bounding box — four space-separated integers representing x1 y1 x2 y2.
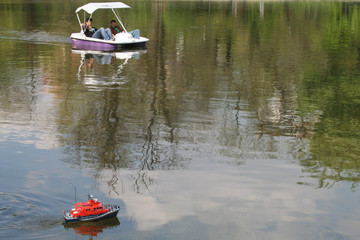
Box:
97 161 359 239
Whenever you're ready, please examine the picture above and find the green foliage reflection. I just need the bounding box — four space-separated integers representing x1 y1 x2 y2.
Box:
2 1 360 190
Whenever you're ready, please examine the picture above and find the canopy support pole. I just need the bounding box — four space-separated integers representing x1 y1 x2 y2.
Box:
126 8 132 29
76 13 82 32
112 8 127 33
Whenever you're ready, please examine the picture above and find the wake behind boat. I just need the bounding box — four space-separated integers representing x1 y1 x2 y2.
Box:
70 2 149 51
63 195 120 224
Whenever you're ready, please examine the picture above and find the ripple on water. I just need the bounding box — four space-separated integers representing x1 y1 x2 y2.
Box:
0 30 71 45
0 192 63 231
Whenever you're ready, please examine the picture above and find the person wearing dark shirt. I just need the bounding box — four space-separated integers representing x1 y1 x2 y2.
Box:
109 19 140 39
110 19 123 35
82 18 112 40
81 18 97 37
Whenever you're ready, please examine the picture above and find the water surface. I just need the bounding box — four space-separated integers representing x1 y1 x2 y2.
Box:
1 0 360 239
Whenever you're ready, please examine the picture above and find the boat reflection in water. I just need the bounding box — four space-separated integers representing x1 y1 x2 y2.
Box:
64 217 120 238
71 49 146 89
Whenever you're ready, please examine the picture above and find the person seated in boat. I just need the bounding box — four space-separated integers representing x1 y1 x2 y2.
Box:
109 19 140 39
81 18 97 37
81 18 112 40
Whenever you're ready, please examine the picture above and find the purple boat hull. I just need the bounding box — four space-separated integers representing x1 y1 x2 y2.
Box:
71 38 146 51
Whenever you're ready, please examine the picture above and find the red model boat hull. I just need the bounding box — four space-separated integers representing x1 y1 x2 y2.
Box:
63 205 120 223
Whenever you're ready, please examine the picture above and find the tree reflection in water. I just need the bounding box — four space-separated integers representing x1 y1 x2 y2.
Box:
5 1 358 194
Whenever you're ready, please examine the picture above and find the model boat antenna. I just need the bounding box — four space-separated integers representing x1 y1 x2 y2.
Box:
68 183 77 204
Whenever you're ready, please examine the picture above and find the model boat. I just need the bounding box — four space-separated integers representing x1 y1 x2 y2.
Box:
70 2 149 51
63 195 120 223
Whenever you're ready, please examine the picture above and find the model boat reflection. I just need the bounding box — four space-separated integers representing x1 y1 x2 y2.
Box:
72 49 146 89
64 217 120 238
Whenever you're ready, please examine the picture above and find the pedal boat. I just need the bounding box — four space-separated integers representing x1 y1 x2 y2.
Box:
63 195 120 223
70 2 149 51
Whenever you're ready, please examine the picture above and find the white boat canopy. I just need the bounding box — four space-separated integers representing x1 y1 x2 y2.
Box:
74 2 131 33
75 2 131 14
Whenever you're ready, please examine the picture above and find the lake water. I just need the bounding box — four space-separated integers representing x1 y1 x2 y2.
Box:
1 0 360 239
